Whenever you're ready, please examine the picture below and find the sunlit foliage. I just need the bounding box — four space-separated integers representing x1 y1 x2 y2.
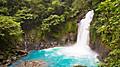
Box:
91 0 120 66
0 16 22 49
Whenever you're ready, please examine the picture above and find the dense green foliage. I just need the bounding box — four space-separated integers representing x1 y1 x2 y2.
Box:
91 0 120 66
0 16 22 49
17 0 89 41
0 0 90 44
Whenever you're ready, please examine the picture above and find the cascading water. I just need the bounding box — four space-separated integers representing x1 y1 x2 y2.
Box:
77 10 94 45
9 10 99 67
59 10 98 58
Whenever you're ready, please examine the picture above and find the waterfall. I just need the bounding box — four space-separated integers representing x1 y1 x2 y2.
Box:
59 10 98 59
76 10 94 46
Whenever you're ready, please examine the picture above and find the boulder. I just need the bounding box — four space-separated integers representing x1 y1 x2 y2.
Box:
16 60 48 67
17 50 28 56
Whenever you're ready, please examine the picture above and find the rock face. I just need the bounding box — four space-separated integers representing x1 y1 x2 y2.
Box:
23 32 77 51
15 60 48 67
89 38 111 61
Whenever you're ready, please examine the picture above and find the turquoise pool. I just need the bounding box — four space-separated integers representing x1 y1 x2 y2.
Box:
9 47 99 67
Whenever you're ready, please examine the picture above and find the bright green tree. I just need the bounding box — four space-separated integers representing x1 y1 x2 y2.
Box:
0 16 22 49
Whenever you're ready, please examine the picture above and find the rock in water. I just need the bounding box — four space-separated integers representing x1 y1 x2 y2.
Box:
73 64 87 67
16 60 48 67
17 50 28 56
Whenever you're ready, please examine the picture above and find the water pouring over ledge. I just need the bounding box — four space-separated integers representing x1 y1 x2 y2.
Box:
10 10 99 67
60 10 98 58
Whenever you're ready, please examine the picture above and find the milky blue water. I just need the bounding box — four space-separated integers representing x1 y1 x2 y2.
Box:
10 47 99 67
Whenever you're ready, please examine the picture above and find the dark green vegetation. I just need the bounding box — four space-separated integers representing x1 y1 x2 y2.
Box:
0 0 120 67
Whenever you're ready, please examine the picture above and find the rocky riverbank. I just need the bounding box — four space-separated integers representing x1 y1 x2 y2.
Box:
0 32 77 66
0 48 28 67
12 60 86 67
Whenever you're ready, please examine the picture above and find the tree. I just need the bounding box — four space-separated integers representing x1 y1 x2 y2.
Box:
0 16 22 50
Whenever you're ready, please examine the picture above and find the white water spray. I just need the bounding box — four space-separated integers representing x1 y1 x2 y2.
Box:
59 10 98 59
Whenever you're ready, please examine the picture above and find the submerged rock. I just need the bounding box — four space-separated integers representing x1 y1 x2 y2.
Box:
15 60 48 67
73 64 87 67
